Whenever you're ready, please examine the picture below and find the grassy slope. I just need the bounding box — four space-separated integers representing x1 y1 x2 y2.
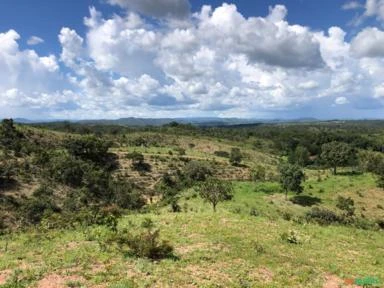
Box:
1 128 383 287
1 172 383 287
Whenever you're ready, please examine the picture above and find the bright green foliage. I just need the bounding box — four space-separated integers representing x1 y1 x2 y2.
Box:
359 150 384 188
321 141 356 174
198 178 233 212
279 163 305 199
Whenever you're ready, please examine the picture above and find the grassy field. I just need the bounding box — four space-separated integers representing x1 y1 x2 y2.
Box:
1 171 383 288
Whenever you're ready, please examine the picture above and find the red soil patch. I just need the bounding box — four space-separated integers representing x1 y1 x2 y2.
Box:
323 274 363 288
0 270 11 285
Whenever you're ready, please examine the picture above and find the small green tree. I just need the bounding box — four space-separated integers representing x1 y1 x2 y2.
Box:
279 163 305 200
64 135 112 166
183 161 212 184
198 178 233 212
229 148 242 166
358 150 384 188
321 142 356 175
288 146 310 167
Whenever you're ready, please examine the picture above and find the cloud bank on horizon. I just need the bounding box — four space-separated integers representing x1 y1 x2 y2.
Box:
1 0 384 119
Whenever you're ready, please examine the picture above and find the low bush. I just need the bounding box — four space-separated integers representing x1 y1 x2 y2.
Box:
280 230 302 244
213 150 229 158
105 219 175 260
336 196 355 217
305 207 340 225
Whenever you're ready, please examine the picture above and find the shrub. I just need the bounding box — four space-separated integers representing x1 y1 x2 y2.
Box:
183 161 212 183
305 207 340 225
376 219 384 230
21 198 60 225
280 211 293 221
249 207 259 217
32 185 54 198
126 152 151 172
64 135 112 165
214 150 229 158
229 148 242 166
169 199 181 213
278 162 305 200
251 165 266 181
280 230 302 244
109 220 175 260
336 196 355 217
109 179 145 210
175 147 186 156
48 154 87 187
251 241 265 254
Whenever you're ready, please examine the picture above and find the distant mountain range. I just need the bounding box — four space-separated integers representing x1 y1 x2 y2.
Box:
12 117 321 127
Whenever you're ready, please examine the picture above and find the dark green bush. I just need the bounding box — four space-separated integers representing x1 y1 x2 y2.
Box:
214 150 229 158
336 196 355 216
106 219 175 260
64 135 112 165
183 161 212 183
229 148 242 166
305 207 340 225
21 198 60 225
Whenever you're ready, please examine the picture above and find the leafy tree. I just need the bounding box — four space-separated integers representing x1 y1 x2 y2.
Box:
229 148 242 166
64 135 112 166
279 163 305 200
321 142 356 174
288 145 310 167
109 178 145 209
358 150 384 188
198 178 233 212
49 154 86 187
0 119 23 153
183 161 212 184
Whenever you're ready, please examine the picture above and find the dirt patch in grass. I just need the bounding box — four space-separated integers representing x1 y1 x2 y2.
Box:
176 242 208 255
0 270 11 285
249 267 274 283
184 262 233 285
36 274 86 288
322 274 362 288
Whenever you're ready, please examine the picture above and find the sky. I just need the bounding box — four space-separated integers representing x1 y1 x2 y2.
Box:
1 0 384 120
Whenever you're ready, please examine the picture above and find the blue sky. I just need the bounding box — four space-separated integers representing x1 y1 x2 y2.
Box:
1 0 384 119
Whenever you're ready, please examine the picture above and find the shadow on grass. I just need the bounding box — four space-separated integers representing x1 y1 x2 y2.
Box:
336 171 363 176
0 179 20 192
290 195 322 207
